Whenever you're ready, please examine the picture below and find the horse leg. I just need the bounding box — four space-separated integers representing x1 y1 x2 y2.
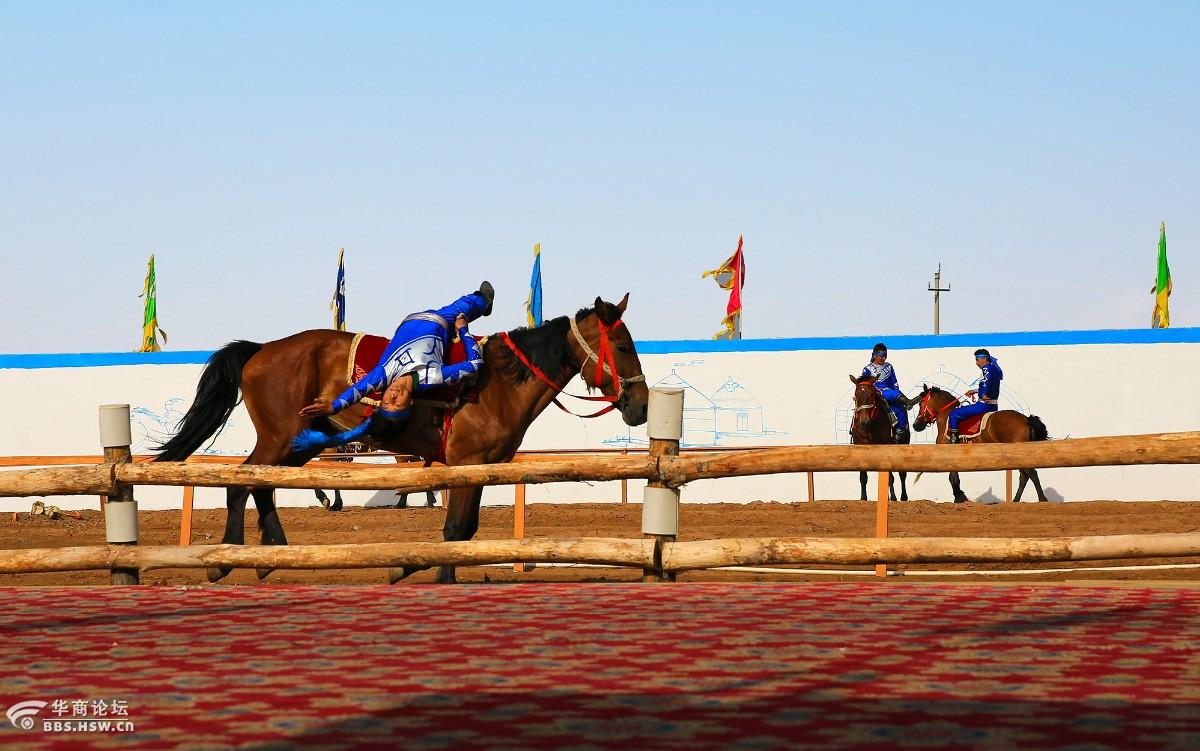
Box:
1014 470 1031 502
250 487 288 580
436 486 483 583
209 485 252 582
330 489 343 512
315 489 330 509
888 472 897 502
1026 468 1049 503
426 490 437 508
388 486 481 584
899 471 909 502
950 472 969 503
252 448 323 580
859 471 868 501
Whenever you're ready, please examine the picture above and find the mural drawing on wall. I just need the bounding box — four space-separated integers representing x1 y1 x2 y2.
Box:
605 366 787 448
832 364 1032 444
131 398 245 455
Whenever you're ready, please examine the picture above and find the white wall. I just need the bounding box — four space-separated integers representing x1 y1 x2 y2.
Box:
3 332 1198 511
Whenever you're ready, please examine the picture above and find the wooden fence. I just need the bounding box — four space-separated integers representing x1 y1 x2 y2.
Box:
1 533 1198 575
4 430 1199 498
2 397 1199 582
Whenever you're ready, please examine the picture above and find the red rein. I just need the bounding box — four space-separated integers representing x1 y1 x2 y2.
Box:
497 319 627 419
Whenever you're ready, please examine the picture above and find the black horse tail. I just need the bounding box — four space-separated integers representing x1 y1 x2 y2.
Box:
154 341 263 461
1027 415 1049 442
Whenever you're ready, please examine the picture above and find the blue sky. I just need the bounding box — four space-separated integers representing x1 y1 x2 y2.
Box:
1 2 1196 353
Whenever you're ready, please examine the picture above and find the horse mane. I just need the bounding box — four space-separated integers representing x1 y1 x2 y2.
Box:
493 307 596 384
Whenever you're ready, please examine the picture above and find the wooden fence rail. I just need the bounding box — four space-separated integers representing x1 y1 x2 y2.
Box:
3 431 1200 499
1 533 1197 575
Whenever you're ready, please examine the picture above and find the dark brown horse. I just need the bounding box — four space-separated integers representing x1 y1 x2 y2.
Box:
911 385 1050 503
155 295 649 583
849 374 912 501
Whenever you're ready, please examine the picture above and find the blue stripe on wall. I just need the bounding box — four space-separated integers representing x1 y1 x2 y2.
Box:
0 351 216 370
636 327 1200 354
2 328 1199 369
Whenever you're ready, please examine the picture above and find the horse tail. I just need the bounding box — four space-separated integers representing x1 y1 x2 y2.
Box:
1027 415 1049 442
154 340 263 461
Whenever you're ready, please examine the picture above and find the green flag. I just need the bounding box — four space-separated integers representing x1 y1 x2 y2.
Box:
1151 222 1171 329
137 255 168 351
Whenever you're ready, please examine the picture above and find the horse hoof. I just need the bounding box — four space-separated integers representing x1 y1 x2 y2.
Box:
207 566 231 583
953 497 969 504
256 567 275 580
387 567 414 585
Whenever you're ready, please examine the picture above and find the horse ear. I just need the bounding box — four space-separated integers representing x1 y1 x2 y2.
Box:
849 374 859 384
595 296 617 325
616 293 629 315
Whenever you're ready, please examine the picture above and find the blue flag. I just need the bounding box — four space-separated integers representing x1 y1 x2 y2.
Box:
330 248 346 331
526 243 543 327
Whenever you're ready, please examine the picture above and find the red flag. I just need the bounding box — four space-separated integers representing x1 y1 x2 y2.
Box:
725 236 745 319
702 235 747 339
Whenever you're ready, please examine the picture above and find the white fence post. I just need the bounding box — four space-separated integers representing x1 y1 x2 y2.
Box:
643 387 684 582
99 404 139 585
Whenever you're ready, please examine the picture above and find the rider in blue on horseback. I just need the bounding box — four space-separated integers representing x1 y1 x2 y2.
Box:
861 342 909 440
293 282 494 451
947 348 1002 443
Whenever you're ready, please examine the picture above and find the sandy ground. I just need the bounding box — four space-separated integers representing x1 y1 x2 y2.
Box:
2 499 1199 586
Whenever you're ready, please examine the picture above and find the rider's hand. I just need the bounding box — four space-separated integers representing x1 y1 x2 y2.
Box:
299 399 334 418
454 313 468 332
964 389 977 397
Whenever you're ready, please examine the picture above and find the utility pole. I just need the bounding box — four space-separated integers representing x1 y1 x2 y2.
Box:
927 264 950 334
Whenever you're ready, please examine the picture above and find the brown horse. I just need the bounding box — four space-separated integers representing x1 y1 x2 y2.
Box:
911 385 1050 503
155 295 649 583
849 374 912 501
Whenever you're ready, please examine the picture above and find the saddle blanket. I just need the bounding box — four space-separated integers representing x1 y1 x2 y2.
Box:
953 411 995 442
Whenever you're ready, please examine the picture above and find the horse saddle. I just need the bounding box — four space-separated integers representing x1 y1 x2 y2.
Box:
953 411 996 442
328 332 484 432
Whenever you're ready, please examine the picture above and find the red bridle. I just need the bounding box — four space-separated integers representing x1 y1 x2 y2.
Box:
854 382 884 422
497 317 643 419
916 389 961 425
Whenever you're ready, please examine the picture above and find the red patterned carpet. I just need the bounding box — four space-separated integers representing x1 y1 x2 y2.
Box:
0 583 1197 750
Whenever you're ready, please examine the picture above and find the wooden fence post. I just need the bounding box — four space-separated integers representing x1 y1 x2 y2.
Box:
99 404 138 585
513 483 532 573
1006 469 1013 503
875 471 888 577
643 387 683 582
620 448 629 504
180 486 194 546
807 471 815 502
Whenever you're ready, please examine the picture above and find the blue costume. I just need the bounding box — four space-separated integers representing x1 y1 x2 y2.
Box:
862 343 908 431
948 349 1003 437
292 288 491 452
331 292 487 414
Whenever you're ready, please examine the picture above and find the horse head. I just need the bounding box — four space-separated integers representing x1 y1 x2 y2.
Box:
849 374 882 430
570 293 649 426
912 384 957 432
